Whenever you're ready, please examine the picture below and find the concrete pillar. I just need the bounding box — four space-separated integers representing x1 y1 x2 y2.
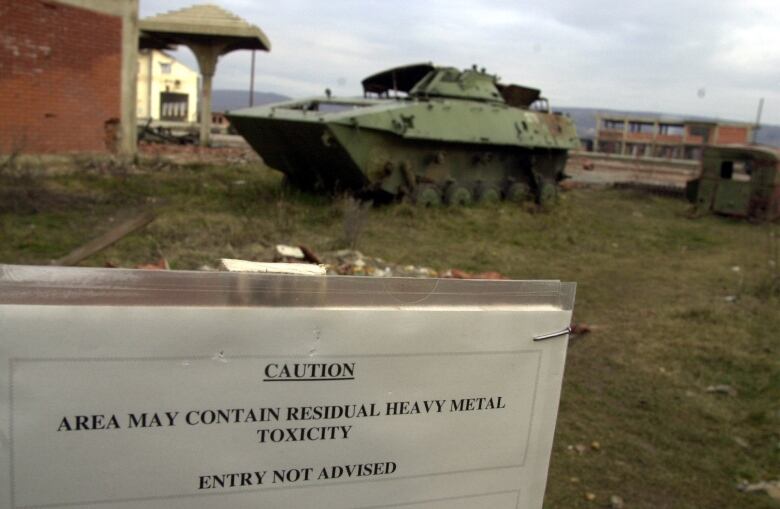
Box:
118 0 139 159
595 114 601 152
651 120 659 157
621 117 629 156
200 72 214 146
190 43 225 147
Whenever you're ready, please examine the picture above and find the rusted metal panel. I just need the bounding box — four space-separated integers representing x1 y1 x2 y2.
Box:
687 145 780 220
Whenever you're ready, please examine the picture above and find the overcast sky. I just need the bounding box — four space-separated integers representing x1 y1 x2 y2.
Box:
141 0 780 125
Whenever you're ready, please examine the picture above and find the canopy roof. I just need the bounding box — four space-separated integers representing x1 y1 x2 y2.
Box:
139 4 270 53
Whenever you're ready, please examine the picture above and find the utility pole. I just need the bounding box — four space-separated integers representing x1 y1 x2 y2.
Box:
753 97 764 143
249 50 256 107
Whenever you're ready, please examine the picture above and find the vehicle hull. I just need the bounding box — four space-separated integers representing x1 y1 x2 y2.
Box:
227 92 579 204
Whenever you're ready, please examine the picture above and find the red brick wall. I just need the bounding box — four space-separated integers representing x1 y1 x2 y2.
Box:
0 0 122 154
715 126 751 145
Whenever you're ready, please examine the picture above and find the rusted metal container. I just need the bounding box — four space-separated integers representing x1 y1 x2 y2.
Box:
687 145 780 220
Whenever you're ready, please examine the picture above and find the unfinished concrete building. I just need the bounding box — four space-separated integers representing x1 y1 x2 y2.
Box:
595 114 754 160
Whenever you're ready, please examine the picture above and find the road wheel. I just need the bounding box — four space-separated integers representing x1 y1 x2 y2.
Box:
445 184 473 206
506 182 532 203
538 179 559 208
413 184 442 207
475 184 501 204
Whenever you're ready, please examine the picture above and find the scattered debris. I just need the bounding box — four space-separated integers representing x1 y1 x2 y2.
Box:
254 247 509 280
273 244 306 262
609 494 625 508
737 479 780 501
138 120 197 145
733 437 750 448
138 141 260 166
320 250 441 278
219 258 326 276
298 245 322 264
135 257 169 270
445 268 505 280
272 244 322 265
705 385 738 397
584 492 596 501
54 208 158 266
96 246 506 279
570 323 592 335
559 179 588 191
567 441 602 455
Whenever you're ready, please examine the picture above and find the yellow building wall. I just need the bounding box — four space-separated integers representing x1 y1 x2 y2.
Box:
136 50 199 123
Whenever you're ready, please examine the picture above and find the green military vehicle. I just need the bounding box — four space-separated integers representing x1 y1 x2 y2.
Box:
686 145 780 220
226 63 580 206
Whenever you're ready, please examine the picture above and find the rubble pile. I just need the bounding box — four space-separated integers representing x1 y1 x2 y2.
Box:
325 249 439 278
103 244 508 280
272 244 505 279
139 142 260 166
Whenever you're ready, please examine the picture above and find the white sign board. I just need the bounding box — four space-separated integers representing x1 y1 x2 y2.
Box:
0 265 575 509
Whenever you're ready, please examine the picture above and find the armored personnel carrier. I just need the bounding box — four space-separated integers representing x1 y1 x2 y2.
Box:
227 63 580 206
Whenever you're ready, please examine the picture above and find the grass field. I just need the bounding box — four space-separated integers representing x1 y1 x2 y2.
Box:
1 160 779 508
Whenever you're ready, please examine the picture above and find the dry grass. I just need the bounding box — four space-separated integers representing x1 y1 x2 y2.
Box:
1 161 779 509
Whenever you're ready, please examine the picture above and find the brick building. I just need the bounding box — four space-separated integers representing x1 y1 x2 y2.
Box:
0 0 138 156
0 1 268 155
595 114 754 160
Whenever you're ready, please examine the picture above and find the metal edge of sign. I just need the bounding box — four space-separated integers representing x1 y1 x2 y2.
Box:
0 264 576 310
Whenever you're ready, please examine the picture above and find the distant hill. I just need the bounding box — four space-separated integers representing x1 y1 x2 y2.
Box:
557 107 780 148
212 90 290 113
757 125 780 147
